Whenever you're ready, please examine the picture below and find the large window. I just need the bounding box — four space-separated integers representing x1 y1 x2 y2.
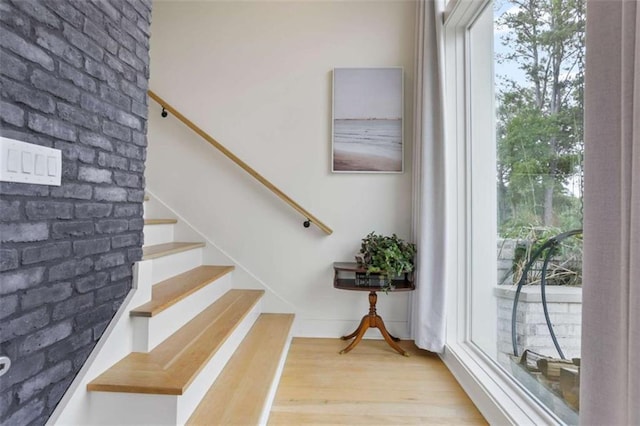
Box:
442 0 585 423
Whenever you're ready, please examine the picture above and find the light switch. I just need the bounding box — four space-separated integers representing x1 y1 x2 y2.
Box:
7 149 19 172
22 152 33 174
0 137 61 185
47 156 56 176
35 154 45 176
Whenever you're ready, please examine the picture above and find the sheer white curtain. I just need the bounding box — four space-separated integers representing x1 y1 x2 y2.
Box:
581 0 640 424
410 0 447 353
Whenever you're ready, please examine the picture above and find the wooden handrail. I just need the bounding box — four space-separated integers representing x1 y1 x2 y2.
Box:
148 90 333 235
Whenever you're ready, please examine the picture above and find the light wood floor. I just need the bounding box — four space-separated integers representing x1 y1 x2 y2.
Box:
269 338 487 425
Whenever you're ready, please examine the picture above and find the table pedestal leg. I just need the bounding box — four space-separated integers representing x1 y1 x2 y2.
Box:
374 314 408 356
339 314 370 354
340 315 366 341
339 291 408 357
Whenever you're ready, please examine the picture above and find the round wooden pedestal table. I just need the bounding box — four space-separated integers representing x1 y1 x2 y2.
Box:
333 262 415 357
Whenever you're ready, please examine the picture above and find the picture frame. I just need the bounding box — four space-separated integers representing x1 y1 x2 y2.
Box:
331 67 404 173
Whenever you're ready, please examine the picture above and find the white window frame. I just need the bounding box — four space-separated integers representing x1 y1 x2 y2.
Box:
439 1 566 424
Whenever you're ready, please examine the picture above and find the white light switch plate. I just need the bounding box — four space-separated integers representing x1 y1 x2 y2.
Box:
0 137 62 186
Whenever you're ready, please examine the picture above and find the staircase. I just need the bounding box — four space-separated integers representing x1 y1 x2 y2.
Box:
81 195 294 425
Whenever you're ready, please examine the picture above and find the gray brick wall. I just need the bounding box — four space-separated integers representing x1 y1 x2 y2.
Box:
0 1 151 424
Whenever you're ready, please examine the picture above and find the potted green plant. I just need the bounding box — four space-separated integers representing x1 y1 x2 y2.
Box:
355 232 417 290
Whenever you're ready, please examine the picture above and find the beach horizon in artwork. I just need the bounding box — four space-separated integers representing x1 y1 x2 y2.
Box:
333 118 402 172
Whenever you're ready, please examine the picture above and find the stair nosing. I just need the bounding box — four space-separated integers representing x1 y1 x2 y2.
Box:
186 313 295 425
144 218 178 225
130 265 235 318
87 289 265 395
141 242 205 260
164 291 263 391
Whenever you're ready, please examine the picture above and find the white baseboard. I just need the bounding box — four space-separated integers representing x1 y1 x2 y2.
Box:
145 188 299 313
293 318 410 340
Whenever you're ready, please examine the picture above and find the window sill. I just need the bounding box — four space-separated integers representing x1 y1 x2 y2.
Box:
440 341 564 425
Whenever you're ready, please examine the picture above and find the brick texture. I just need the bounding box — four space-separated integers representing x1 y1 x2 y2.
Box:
0 1 151 424
496 294 582 368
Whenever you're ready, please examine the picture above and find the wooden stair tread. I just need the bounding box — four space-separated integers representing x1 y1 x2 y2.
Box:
130 266 235 317
144 218 177 225
142 242 205 260
88 289 264 395
187 313 294 425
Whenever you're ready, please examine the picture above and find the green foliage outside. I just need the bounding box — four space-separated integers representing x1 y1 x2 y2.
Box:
496 0 585 235
499 226 582 286
496 0 585 286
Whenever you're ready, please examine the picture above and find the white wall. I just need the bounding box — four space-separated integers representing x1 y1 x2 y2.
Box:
147 0 416 337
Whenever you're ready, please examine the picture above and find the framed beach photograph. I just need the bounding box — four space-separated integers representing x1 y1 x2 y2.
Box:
332 67 404 173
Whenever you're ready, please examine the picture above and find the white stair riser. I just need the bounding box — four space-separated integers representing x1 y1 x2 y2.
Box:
258 328 294 426
131 274 233 352
48 262 153 426
143 223 175 246
175 300 261 424
85 390 177 425
150 248 203 284
89 300 262 425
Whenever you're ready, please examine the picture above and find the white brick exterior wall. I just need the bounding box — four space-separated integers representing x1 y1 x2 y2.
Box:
495 286 582 367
